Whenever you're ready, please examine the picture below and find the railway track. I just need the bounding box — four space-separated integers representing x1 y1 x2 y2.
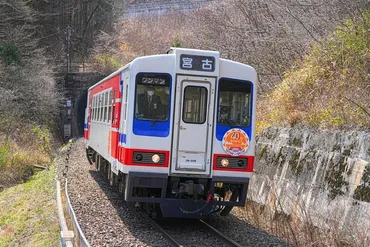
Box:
59 139 292 247
146 215 243 247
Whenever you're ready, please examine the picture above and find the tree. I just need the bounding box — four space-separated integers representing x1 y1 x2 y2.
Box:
0 0 62 138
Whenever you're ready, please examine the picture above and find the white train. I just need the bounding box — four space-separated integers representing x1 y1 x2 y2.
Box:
84 48 257 218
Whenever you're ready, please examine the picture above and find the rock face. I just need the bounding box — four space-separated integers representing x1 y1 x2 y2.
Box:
249 127 370 237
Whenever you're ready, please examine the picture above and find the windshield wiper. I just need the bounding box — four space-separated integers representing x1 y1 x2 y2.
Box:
220 117 237 128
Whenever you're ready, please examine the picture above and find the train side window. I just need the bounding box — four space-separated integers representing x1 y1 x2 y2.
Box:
94 96 98 121
95 95 99 121
97 94 100 122
99 94 103 122
94 95 97 121
112 89 116 124
99 94 102 121
108 90 112 122
94 96 97 121
182 86 208 124
104 91 108 122
102 93 106 122
92 96 95 121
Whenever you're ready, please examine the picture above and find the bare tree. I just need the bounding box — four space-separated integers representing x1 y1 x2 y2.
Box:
0 0 63 138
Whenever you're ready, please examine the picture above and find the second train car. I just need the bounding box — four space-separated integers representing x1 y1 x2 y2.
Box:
84 48 257 218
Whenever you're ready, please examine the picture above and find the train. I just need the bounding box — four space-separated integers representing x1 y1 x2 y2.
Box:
84 48 257 218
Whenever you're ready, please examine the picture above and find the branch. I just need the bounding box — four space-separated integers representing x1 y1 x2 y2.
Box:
81 1 101 38
344 96 370 118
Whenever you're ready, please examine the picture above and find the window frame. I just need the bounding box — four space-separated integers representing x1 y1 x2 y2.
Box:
217 78 253 128
133 73 171 122
182 85 208 125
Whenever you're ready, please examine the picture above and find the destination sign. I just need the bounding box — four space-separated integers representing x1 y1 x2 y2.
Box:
180 54 215 72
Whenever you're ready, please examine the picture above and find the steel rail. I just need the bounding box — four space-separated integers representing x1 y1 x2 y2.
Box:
199 219 242 247
145 215 183 247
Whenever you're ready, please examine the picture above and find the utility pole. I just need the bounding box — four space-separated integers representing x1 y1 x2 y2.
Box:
65 26 72 73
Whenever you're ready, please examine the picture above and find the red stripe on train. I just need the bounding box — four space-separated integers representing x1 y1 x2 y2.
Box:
118 146 170 167
212 154 254 172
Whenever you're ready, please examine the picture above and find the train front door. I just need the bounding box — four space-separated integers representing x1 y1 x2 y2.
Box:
171 75 215 176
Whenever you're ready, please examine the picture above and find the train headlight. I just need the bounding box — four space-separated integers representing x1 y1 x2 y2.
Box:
152 154 160 163
221 159 229 167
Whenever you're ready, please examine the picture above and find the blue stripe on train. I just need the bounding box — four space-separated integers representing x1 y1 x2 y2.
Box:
119 133 127 144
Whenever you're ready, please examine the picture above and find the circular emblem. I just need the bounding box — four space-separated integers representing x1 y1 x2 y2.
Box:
222 128 249 156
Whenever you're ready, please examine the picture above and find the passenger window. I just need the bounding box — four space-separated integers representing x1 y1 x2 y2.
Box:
91 96 95 120
104 91 108 122
99 94 103 122
182 86 208 124
108 90 112 122
94 96 97 121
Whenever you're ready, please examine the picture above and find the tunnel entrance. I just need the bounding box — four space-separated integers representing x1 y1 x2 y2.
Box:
77 90 88 137
62 72 105 140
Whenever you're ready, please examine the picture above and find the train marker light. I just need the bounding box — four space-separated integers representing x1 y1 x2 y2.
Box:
152 154 160 163
221 159 229 167
237 160 244 167
135 153 143 161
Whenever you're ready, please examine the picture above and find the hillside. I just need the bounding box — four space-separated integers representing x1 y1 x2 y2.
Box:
257 12 370 132
0 166 59 246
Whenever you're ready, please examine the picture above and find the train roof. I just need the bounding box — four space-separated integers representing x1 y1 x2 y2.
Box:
88 48 255 91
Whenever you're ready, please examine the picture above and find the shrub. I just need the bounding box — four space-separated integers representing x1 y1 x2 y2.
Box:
257 12 370 132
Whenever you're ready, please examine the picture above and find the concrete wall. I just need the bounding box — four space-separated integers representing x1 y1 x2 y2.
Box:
124 0 214 16
248 127 370 237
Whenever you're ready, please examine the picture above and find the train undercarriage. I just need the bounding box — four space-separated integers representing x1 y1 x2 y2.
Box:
87 148 249 218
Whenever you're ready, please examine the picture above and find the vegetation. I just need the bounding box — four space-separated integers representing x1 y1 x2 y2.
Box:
0 166 59 246
0 0 60 188
257 12 370 132
0 126 52 189
94 0 369 92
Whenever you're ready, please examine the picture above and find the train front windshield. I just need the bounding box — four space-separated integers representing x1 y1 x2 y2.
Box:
218 78 252 127
135 74 170 121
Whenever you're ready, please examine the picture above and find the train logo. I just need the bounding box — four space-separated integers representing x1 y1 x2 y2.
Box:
222 128 249 156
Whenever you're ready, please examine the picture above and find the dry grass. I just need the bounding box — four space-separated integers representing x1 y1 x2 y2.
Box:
0 125 52 189
257 12 370 133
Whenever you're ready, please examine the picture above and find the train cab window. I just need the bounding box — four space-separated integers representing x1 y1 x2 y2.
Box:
135 74 170 121
182 86 208 124
218 78 252 127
